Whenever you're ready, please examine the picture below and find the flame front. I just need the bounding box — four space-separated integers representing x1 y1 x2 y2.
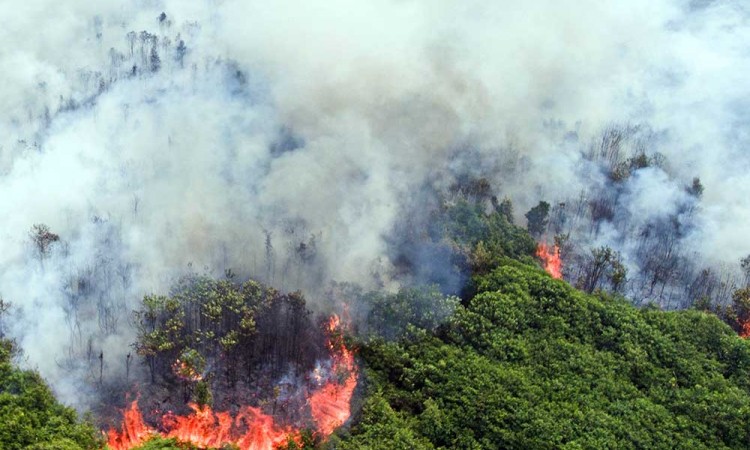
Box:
107 401 293 450
165 404 294 450
106 401 156 450
307 315 358 436
536 243 563 279
107 313 357 450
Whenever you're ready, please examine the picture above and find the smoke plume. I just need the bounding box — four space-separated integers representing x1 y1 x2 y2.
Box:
1 0 749 406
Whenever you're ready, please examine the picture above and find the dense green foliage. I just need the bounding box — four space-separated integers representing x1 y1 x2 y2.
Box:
342 284 460 342
431 199 537 271
9 194 750 450
0 339 100 450
329 197 750 449
338 262 750 449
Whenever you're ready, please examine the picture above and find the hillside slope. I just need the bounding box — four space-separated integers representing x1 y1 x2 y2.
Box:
337 259 750 449
3 201 750 450
0 339 100 450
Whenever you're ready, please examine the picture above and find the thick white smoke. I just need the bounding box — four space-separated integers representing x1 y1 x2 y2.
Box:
1 0 749 406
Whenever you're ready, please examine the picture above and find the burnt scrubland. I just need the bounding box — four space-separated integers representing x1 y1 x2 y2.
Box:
3 196 750 449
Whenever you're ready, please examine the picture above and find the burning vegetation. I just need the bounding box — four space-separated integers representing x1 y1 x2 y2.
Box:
5 2 750 449
535 242 562 279
3 187 750 450
107 314 356 450
100 277 358 450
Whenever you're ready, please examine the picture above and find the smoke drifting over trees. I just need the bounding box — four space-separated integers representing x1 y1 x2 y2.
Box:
1 0 750 408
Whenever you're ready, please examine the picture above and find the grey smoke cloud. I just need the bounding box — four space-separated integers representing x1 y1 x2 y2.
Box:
1 0 749 406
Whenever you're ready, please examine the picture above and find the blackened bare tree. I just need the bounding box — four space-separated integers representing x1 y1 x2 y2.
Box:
29 223 60 268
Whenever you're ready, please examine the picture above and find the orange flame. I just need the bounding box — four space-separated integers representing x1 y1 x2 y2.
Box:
106 400 156 450
165 404 295 450
107 313 357 450
307 314 358 436
107 401 295 450
739 320 750 339
536 243 563 279
172 359 203 382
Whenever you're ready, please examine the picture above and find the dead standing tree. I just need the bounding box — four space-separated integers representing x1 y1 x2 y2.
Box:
30 223 60 270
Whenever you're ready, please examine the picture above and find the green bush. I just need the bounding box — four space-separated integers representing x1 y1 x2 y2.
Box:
0 339 100 450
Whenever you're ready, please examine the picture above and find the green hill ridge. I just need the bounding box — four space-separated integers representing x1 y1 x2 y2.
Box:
3 200 750 449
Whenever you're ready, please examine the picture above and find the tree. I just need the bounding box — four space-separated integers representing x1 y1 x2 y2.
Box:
149 45 161 72
175 40 187 67
731 287 750 336
688 177 704 198
577 246 626 294
741 254 750 286
497 197 514 222
194 381 213 407
0 297 10 337
29 223 60 263
355 286 459 341
524 201 550 238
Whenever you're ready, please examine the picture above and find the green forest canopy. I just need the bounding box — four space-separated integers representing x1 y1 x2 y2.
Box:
0 338 100 450
3 198 750 449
